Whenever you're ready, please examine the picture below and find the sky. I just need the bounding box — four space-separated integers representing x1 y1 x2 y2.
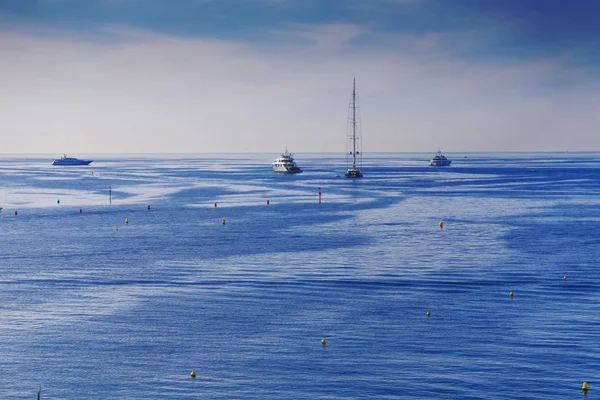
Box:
1 0 599 153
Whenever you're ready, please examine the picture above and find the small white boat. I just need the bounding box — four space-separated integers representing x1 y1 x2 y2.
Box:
272 148 302 173
429 150 452 166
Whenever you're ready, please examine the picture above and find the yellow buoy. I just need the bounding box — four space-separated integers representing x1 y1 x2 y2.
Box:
582 381 588 392
222 218 226 225
190 370 196 379
563 276 567 281
125 218 129 224
321 338 326 346
509 292 514 297
426 311 431 317
116 226 119 231
438 221 444 229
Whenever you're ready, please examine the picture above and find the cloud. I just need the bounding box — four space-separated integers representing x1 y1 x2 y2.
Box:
0 23 599 153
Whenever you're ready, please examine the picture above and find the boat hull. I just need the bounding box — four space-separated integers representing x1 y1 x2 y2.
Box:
273 167 302 173
52 159 93 166
345 168 363 178
429 160 452 166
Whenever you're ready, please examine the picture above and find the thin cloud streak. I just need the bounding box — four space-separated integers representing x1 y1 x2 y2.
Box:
0 24 598 153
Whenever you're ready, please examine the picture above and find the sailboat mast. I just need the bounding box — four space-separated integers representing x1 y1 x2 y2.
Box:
352 77 357 168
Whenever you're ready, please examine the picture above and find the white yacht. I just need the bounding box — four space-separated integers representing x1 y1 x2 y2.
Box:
272 148 302 173
52 155 93 166
345 78 363 178
429 150 452 166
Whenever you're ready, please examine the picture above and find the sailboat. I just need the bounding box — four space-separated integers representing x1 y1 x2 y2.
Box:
345 78 363 178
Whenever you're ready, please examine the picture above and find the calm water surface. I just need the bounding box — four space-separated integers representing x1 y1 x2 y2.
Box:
0 153 599 399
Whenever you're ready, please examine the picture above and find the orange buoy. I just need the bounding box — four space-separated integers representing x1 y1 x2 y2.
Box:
79 208 82 213
147 205 151 210
266 199 270 205
214 202 217 208
14 210 17 216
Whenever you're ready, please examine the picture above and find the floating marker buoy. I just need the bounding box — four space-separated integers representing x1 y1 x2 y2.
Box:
563 276 567 281
509 292 514 297
116 226 119 231
438 221 444 229
214 202 217 208
321 338 326 346
125 218 129 224
222 218 226 225
190 370 196 379
14 211 17 216
79 208 82 213
582 381 588 393
147 205 151 210
266 199 270 205
426 311 431 317
57 199 60 205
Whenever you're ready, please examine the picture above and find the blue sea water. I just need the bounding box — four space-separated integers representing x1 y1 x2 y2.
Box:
0 152 599 399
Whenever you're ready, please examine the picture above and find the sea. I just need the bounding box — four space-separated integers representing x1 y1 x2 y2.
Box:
0 152 598 399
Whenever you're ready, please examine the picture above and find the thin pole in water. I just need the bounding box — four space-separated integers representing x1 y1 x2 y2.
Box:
109 186 112 205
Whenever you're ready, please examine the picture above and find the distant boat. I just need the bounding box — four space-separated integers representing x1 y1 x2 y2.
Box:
345 78 363 178
272 148 302 173
429 150 452 166
52 155 93 166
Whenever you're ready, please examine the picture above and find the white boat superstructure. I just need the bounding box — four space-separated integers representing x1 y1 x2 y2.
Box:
272 148 302 173
345 78 363 178
429 150 452 166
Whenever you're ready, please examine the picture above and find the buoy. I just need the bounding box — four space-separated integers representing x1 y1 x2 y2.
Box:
318 187 322 203
582 381 588 392
14 211 17 216
125 218 129 224
116 226 119 231
190 370 196 379
10 225 13 229
157 215 160 218
147 205 151 210
266 199 270 205
426 311 431 317
57 199 60 205
214 202 217 208
563 276 567 281
438 221 444 229
184 210 187 213
222 218 226 225
79 208 82 213
509 292 514 297
321 338 326 346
